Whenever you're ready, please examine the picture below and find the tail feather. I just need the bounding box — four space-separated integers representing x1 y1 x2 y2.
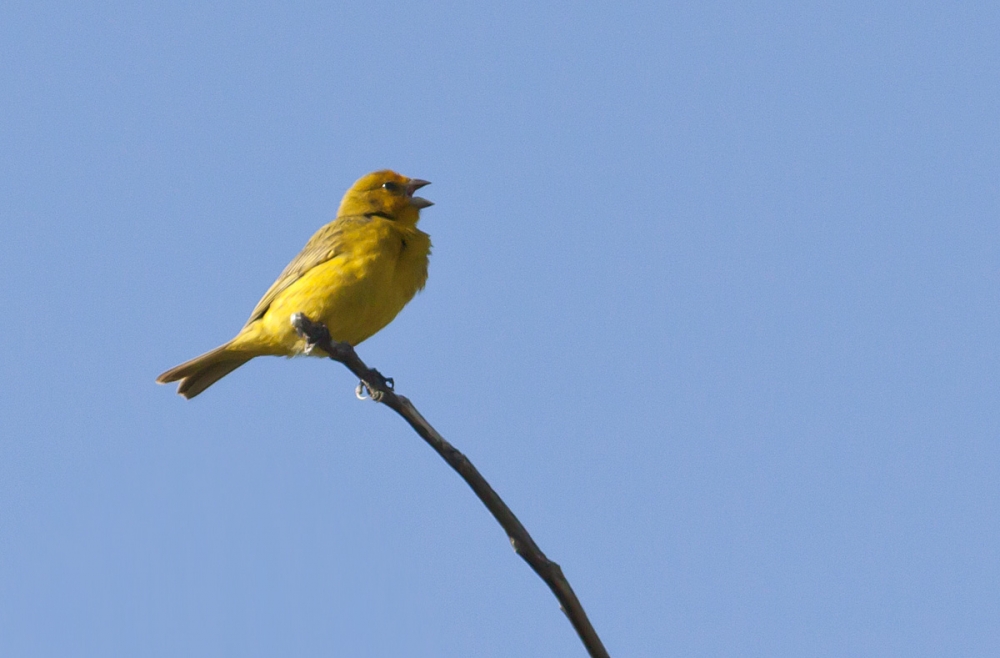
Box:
157 343 252 399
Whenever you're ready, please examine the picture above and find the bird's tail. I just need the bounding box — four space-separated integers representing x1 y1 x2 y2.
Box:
156 343 252 399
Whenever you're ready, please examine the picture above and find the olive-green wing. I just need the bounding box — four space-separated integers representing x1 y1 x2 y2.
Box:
243 215 369 326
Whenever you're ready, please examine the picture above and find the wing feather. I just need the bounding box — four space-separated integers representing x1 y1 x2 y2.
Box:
243 215 371 326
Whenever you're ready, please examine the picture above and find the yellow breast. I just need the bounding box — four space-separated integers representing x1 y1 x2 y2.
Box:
237 218 430 354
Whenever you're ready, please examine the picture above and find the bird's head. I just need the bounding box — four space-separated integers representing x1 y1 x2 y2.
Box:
337 170 433 226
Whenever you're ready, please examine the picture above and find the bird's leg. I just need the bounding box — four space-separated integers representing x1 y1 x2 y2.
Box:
359 370 394 401
291 312 394 402
292 313 350 359
292 312 332 353
354 368 394 401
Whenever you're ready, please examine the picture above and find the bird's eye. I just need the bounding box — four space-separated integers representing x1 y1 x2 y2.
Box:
382 182 401 193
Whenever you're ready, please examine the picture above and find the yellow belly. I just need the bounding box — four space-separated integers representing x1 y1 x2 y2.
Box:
232 225 429 355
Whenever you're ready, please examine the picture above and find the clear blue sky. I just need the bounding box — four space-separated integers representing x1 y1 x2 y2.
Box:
2 2 997 656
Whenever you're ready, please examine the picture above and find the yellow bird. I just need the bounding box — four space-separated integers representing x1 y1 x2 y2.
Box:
157 170 433 399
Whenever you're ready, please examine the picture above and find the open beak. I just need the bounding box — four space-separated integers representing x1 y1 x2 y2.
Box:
407 179 433 209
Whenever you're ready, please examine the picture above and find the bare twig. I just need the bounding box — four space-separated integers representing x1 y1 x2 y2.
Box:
291 313 610 658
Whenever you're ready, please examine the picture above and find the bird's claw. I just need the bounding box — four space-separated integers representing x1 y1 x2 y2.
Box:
355 381 385 402
354 370 393 402
291 312 331 354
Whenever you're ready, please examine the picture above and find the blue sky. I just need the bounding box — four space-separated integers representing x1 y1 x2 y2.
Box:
2 1 998 656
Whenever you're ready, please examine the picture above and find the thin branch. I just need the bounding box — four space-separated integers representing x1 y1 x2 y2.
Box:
291 313 610 658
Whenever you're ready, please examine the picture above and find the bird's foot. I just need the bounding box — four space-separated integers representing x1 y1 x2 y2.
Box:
291 312 394 402
292 313 353 359
292 312 329 352
356 369 394 401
